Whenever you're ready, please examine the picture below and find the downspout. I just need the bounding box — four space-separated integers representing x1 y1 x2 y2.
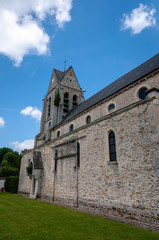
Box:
53 151 56 201
75 138 79 207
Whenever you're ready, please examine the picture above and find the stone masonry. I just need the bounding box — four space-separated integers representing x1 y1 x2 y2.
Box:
18 55 159 225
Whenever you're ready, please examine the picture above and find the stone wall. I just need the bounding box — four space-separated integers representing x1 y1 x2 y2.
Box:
49 99 159 220
19 72 159 223
18 150 32 194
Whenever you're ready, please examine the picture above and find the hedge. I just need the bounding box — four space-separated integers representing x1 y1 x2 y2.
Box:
4 177 11 192
4 176 19 193
26 164 32 175
10 176 19 193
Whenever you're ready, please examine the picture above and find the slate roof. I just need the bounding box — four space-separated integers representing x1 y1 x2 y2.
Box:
54 69 66 82
54 66 72 82
47 66 72 94
58 53 159 126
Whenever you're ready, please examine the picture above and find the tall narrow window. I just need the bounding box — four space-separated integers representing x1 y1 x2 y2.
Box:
69 124 74 132
48 97 51 118
77 142 80 167
108 131 117 161
86 115 91 124
63 92 69 113
57 130 60 137
55 150 58 171
73 94 77 107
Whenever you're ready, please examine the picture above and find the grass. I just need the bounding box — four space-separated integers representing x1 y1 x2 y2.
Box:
0 193 159 240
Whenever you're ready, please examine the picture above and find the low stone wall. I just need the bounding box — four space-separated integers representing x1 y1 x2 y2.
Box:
18 191 30 197
40 194 159 232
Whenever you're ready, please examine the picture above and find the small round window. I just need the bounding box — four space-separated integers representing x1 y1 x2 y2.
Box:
70 124 74 132
86 115 91 124
108 104 115 111
138 87 148 100
57 131 60 137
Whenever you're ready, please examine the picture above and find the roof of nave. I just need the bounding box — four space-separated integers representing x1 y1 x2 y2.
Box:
58 53 159 126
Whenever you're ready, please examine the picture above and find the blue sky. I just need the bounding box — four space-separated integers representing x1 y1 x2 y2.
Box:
0 0 159 151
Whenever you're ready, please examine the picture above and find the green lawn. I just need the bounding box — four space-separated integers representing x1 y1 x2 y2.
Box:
0 193 158 240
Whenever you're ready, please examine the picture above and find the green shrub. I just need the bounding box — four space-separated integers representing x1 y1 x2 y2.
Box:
4 176 19 193
26 164 32 175
10 176 19 193
54 90 61 106
4 177 11 192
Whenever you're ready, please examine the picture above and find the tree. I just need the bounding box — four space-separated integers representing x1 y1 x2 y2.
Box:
1 159 8 167
16 154 22 170
3 152 18 168
0 147 21 178
0 148 14 165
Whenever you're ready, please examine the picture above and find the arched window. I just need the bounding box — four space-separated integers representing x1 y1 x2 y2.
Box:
86 115 91 124
28 158 31 165
77 142 80 167
108 103 115 111
108 131 117 161
63 92 69 113
138 87 148 100
57 130 60 137
26 161 32 175
69 124 74 132
73 94 77 107
48 97 51 117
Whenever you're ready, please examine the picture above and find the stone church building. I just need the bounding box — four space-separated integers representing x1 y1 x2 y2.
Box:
19 54 159 222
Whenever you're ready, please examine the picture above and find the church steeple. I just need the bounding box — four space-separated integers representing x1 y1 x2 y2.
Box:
36 66 85 146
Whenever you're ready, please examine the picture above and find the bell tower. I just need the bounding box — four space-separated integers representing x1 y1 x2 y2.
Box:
35 66 85 146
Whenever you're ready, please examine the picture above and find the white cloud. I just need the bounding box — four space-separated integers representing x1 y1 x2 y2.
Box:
11 139 34 151
21 106 42 121
121 4 156 34
0 117 5 128
0 0 72 66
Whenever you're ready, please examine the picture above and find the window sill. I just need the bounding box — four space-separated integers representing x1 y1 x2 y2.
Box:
108 161 118 165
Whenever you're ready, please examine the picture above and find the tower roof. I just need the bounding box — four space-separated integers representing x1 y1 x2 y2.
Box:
47 66 73 94
54 66 73 82
54 69 66 82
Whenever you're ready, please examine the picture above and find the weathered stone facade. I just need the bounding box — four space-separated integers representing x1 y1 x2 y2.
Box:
19 55 159 224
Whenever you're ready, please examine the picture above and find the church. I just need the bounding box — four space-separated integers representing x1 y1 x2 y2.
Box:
18 54 159 223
